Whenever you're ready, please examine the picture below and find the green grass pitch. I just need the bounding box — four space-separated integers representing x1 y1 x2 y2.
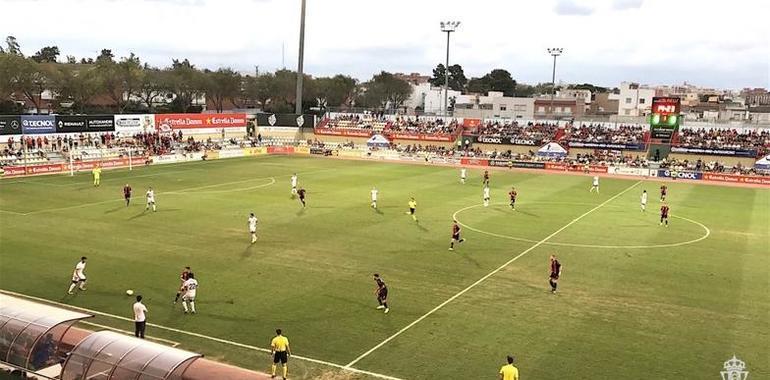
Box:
0 155 767 379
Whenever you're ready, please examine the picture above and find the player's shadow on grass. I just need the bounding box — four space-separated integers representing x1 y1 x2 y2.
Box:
296 208 306 216
241 244 258 259
105 205 126 214
456 251 481 268
513 209 538 217
415 223 429 232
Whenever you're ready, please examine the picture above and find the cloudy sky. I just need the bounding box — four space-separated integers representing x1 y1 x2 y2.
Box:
2 0 768 89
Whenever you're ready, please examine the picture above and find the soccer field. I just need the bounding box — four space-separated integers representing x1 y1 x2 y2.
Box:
0 155 768 379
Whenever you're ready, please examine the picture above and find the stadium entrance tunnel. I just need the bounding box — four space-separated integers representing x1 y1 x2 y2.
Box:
453 202 710 249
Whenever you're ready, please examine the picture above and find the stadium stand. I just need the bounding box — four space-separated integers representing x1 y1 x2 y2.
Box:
476 121 560 142
676 127 770 155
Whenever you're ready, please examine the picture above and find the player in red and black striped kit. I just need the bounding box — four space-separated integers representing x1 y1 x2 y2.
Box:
297 188 307 208
449 220 465 251
508 187 517 210
660 203 670 227
174 266 192 304
373 274 389 314
123 184 132 206
548 255 562 294
660 185 667 201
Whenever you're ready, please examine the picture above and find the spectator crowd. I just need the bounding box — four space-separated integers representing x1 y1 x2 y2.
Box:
677 127 770 155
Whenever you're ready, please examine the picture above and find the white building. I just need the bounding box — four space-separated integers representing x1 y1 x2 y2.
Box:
405 83 462 115
617 82 657 117
557 89 592 112
453 92 535 119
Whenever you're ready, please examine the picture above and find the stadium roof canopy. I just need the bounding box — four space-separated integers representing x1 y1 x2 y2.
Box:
0 293 92 370
61 330 202 380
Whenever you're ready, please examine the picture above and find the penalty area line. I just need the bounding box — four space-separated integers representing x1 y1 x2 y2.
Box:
0 289 404 380
344 181 642 368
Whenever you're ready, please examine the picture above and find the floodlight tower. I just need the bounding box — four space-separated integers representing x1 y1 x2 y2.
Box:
440 21 460 116
547 47 563 118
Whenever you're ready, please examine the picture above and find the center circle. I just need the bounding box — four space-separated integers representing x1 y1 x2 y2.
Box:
452 201 710 249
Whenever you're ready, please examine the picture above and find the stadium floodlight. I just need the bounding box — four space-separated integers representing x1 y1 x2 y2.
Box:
295 0 307 115
440 21 461 116
547 48 564 119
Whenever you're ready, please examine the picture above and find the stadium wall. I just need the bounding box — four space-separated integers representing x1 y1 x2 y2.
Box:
2 144 768 187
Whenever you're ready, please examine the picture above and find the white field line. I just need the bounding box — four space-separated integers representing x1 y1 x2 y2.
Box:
344 181 642 368
0 289 404 380
453 202 711 249
79 320 181 347
16 168 334 216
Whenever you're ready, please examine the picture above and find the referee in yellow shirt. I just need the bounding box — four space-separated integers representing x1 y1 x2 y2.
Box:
270 329 290 379
499 355 519 380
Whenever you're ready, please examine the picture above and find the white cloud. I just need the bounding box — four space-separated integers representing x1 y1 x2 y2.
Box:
554 0 595 16
0 0 767 89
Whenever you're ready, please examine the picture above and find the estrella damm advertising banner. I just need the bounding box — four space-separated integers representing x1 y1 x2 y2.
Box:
155 113 248 131
650 97 681 140
0 116 22 135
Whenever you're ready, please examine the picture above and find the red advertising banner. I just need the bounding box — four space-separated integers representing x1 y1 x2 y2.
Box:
155 114 247 130
460 158 489 167
2 157 143 178
2 163 64 177
314 128 372 138
703 173 770 186
545 162 608 173
267 146 295 154
463 118 482 128
388 133 454 142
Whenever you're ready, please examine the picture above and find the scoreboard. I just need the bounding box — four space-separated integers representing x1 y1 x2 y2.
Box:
650 97 681 140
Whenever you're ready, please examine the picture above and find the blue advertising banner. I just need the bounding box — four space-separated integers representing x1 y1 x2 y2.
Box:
657 169 703 180
21 115 56 134
670 146 757 158
568 141 646 150
0 116 22 135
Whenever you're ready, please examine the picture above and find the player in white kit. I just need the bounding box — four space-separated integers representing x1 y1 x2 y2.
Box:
370 187 378 209
640 190 648 212
67 257 87 294
483 185 491 207
145 187 156 212
181 273 198 314
290 174 298 196
460 168 467 184
590 176 600 193
248 213 258 243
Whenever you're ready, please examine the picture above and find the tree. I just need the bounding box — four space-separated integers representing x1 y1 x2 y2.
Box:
96 49 114 63
31 46 60 63
137 67 169 112
203 68 242 113
96 52 143 112
14 59 51 113
568 83 609 94
165 58 206 112
66 55 77 64
0 53 25 100
51 64 101 113
359 71 412 110
243 73 276 109
466 69 516 96
314 75 356 108
428 63 467 91
2 36 22 56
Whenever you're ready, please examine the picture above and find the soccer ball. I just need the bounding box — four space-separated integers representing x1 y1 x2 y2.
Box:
126 290 134 296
